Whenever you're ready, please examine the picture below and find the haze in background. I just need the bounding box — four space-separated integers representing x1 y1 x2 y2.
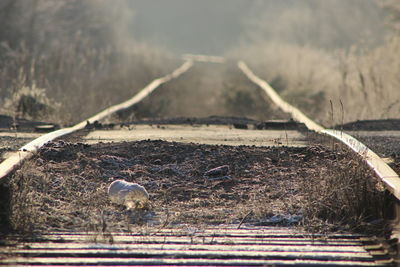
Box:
129 0 388 55
0 0 396 124
129 0 249 55
0 1 388 56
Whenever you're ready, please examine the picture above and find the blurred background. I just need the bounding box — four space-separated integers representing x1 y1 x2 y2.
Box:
0 0 399 126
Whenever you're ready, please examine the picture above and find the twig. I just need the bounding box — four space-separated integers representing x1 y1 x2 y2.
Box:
340 99 344 138
237 211 253 229
330 100 335 150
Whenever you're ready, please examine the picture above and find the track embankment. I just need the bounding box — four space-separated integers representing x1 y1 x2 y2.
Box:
0 58 398 266
239 61 400 202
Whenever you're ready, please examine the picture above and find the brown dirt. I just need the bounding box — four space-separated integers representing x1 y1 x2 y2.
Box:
6 138 386 235
335 119 400 174
350 134 400 175
336 119 400 131
0 136 35 159
0 115 58 159
0 115 58 133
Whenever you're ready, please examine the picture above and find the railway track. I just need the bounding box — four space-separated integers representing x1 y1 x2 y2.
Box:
1 55 399 266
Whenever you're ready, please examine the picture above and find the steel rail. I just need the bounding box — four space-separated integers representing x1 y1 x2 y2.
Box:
0 60 193 183
238 61 400 201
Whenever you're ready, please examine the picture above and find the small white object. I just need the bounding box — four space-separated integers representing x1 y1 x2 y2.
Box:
108 179 149 209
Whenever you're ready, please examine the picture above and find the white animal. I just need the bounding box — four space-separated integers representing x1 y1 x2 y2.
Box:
108 179 149 209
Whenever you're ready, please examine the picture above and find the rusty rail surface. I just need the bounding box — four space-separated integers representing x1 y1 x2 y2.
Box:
0 60 193 183
238 61 400 202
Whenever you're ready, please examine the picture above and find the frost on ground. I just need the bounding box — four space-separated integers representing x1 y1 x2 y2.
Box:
6 139 385 235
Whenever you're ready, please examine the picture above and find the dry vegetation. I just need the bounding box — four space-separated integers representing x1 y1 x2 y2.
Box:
0 0 177 126
6 139 387 235
129 63 289 121
231 0 400 126
300 143 388 234
1 1 398 126
0 0 395 238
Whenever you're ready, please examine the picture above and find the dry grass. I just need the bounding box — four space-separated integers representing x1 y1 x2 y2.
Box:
0 0 178 126
230 36 400 126
229 0 400 126
298 141 388 235
130 62 288 122
0 44 178 126
5 140 388 236
8 163 109 233
231 36 400 126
